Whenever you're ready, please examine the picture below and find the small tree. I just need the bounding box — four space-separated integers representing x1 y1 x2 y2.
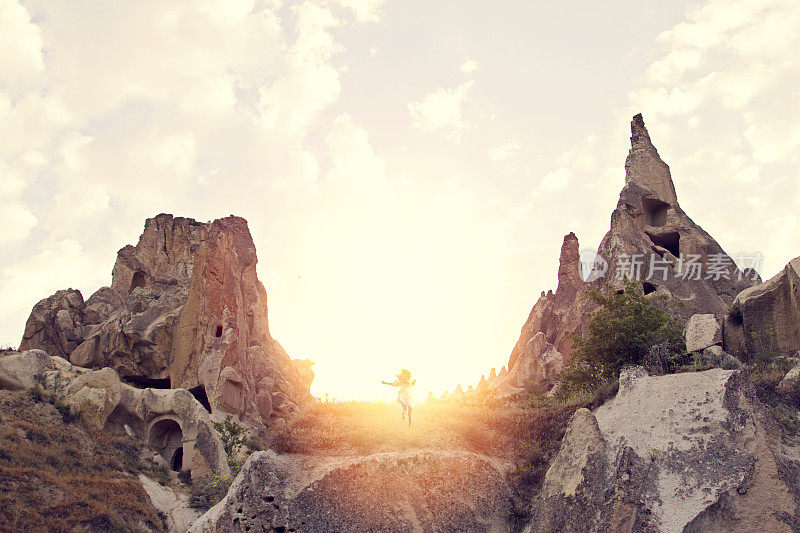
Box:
560 279 685 395
213 415 246 474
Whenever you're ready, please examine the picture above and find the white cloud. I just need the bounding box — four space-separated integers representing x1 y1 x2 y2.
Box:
460 59 479 74
487 140 521 162
0 203 37 245
408 81 474 142
539 167 570 193
334 0 385 23
0 0 44 84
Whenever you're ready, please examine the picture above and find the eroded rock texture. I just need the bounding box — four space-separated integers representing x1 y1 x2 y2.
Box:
493 114 758 395
725 256 800 360
18 213 312 423
191 449 514 532
528 367 800 533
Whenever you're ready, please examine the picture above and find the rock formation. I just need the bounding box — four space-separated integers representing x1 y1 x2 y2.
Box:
528 367 800 532
0 349 230 479
19 213 312 424
724 256 800 360
492 114 759 395
191 449 513 532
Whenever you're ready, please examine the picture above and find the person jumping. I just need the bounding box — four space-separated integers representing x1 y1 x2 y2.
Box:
382 369 415 428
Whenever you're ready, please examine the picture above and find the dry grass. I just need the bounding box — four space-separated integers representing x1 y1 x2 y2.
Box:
0 389 167 532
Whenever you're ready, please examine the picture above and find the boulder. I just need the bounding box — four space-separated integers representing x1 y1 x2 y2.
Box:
529 367 800 532
684 313 722 353
0 349 56 390
19 289 85 359
65 367 124 429
191 449 513 532
725 257 800 360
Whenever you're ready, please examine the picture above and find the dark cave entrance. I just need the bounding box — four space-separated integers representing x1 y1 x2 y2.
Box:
130 270 148 291
647 231 680 258
642 282 657 295
171 447 183 471
189 385 212 413
642 198 669 227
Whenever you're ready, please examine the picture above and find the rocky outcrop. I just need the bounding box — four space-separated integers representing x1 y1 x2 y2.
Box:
493 114 758 395
529 367 800 532
19 289 86 359
0 349 230 479
724 257 800 360
19 214 313 424
192 449 514 532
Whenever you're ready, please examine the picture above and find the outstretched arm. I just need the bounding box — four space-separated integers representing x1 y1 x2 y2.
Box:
381 380 393 386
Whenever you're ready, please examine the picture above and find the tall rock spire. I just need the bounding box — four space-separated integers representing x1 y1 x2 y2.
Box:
624 114 678 205
487 113 760 397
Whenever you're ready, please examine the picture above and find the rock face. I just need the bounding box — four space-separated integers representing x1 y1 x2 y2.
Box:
0 349 230 479
19 289 86 359
724 257 800 360
191 449 514 532
684 313 723 353
529 367 800 533
19 213 312 424
494 114 758 394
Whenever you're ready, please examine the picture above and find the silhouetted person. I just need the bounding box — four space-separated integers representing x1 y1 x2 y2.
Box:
382 369 415 427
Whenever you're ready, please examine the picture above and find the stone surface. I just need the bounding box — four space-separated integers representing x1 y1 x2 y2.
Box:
0 349 56 390
684 313 722 353
724 257 800 360
489 114 758 395
139 474 201 532
19 213 313 424
529 367 800 533
1 348 230 479
19 289 85 359
191 449 513 532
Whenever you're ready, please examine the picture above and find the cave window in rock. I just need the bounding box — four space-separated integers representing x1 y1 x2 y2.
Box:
124 376 171 389
642 282 657 295
130 270 148 291
189 385 212 413
149 418 183 471
647 231 680 258
171 447 183 471
642 198 670 227
215 325 223 337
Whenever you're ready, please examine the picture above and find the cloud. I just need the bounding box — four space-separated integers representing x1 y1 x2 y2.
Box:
629 0 800 278
487 140 521 162
408 81 474 142
0 0 44 84
460 59 479 74
334 0 385 23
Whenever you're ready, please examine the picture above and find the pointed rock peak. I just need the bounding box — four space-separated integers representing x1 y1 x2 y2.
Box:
557 232 582 290
630 113 653 151
624 113 678 206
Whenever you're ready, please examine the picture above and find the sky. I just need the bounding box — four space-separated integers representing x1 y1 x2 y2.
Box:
1 0 798 401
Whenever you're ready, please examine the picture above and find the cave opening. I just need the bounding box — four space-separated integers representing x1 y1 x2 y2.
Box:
642 282 657 295
189 385 212 413
130 270 148 291
215 325 223 337
642 198 670 227
149 419 183 471
123 376 171 389
647 231 680 257
171 447 183 471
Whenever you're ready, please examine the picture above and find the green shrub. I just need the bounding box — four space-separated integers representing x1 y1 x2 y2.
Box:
558 279 684 398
